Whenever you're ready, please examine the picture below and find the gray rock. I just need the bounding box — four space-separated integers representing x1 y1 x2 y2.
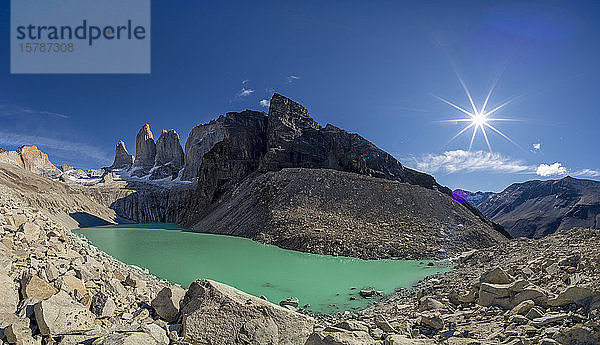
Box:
179 279 314 345
105 278 127 298
0 273 18 316
478 280 547 309
526 306 545 320
418 312 444 330
279 297 299 309
141 323 169 345
92 332 161 345
91 291 116 318
480 267 514 284
547 286 599 308
360 287 376 298
34 291 95 336
111 141 135 169
418 296 444 311
334 320 369 333
531 313 568 327
305 330 377 345
4 318 38 345
151 286 186 323
384 334 436 344
554 325 599 345
509 299 535 315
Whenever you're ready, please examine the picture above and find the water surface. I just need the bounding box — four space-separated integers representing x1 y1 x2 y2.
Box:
74 224 450 313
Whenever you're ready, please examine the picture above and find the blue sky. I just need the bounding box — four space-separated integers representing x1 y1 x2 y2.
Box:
1 1 599 192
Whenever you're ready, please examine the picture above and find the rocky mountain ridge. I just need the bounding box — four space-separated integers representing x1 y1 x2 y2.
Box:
476 176 600 239
0 146 59 177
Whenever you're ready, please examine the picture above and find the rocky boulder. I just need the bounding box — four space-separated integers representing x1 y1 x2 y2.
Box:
478 280 548 309
111 141 135 169
0 273 18 317
34 291 95 336
306 329 377 345
20 274 57 300
91 291 116 318
179 279 314 345
91 331 162 345
151 286 186 322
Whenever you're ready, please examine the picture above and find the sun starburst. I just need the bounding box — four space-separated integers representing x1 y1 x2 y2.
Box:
435 76 520 152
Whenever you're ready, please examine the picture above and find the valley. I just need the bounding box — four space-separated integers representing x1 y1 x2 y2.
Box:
0 93 598 344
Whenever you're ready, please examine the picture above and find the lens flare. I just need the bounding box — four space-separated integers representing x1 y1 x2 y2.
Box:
434 77 520 152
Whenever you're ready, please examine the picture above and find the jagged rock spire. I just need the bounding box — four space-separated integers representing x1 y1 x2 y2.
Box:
111 141 135 169
155 129 184 170
133 124 156 168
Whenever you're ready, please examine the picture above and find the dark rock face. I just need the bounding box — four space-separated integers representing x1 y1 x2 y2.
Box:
477 177 600 238
179 93 509 257
180 119 227 181
179 111 268 225
259 94 442 190
152 130 184 180
132 124 156 176
111 141 135 169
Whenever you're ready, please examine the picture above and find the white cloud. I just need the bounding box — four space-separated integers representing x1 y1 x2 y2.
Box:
0 105 69 119
259 99 270 108
287 75 300 83
242 79 249 85
573 168 600 177
532 143 541 150
408 150 532 175
238 88 254 97
536 162 567 177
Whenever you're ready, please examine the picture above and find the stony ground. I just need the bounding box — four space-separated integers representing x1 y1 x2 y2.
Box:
309 227 600 345
0 183 316 345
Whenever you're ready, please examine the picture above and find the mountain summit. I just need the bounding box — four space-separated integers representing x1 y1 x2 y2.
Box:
477 176 600 238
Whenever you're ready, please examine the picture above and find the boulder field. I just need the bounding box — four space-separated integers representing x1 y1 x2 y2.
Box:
1 175 600 344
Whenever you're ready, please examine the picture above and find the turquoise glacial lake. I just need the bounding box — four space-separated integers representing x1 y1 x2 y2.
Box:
73 224 450 314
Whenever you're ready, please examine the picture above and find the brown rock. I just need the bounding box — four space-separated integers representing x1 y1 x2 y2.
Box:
21 274 57 300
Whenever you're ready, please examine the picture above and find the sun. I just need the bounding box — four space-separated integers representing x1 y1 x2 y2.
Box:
473 113 486 126
435 76 519 152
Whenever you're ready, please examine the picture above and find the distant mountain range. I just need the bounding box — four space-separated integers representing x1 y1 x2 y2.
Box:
466 191 496 206
476 176 600 238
